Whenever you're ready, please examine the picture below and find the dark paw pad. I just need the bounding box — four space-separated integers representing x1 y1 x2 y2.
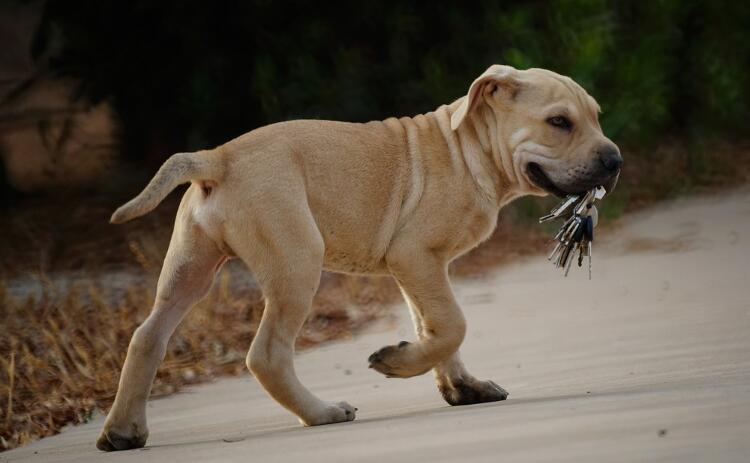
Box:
368 342 412 378
439 380 509 406
368 341 409 364
96 430 147 452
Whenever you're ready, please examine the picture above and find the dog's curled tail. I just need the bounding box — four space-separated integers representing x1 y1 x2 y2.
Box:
110 149 223 224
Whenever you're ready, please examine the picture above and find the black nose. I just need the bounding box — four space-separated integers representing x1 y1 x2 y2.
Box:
599 145 623 172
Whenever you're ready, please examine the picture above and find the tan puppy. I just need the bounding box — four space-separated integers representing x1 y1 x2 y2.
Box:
97 65 621 451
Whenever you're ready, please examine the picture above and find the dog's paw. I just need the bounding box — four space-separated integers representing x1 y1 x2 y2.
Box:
96 426 148 452
438 378 509 406
302 401 357 426
368 341 430 378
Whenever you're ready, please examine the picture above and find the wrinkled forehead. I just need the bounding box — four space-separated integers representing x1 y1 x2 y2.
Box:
521 68 601 123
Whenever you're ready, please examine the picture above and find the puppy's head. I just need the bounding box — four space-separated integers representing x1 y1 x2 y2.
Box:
451 65 622 197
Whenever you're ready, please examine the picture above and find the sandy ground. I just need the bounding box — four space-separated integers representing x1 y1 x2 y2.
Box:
6 188 750 462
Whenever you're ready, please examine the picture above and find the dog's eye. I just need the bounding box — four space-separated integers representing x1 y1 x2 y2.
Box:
547 116 573 131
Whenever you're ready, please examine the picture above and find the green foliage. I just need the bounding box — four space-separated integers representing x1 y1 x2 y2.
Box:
41 0 750 161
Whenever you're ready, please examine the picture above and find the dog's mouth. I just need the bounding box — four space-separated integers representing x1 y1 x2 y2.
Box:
525 162 570 198
526 162 620 198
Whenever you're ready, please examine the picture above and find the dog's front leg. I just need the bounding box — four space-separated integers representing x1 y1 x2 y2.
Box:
369 254 466 378
432 352 509 405
399 288 509 404
370 251 508 402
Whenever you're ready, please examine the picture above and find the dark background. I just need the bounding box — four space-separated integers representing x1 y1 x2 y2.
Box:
15 0 750 170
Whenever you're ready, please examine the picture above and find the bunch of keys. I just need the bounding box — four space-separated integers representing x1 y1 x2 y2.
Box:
539 186 606 279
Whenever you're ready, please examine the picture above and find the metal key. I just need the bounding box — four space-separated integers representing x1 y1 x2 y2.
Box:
564 241 579 276
539 195 581 223
556 216 582 267
578 239 588 265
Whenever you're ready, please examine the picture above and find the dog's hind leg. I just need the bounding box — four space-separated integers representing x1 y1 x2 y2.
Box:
234 200 356 426
97 188 225 451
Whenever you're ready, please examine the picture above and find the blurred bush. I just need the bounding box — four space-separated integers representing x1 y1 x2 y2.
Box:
35 0 748 165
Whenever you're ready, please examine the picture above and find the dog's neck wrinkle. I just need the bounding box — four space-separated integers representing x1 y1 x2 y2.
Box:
440 101 516 208
461 113 501 200
473 107 511 187
384 114 427 233
472 104 528 207
391 108 484 207
388 104 520 212
491 113 527 205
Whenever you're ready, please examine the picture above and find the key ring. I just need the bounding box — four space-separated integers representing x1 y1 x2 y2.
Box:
539 186 606 279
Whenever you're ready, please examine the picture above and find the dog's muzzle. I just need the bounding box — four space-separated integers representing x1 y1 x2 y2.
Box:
526 161 621 198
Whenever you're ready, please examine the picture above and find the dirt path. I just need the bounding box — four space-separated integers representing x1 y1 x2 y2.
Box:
6 188 750 462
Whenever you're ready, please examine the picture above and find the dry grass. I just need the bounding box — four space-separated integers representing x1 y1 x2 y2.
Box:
0 252 397 450
2 138 749 451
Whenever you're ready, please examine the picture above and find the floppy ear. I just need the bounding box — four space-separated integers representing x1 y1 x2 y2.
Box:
451 65 521 130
